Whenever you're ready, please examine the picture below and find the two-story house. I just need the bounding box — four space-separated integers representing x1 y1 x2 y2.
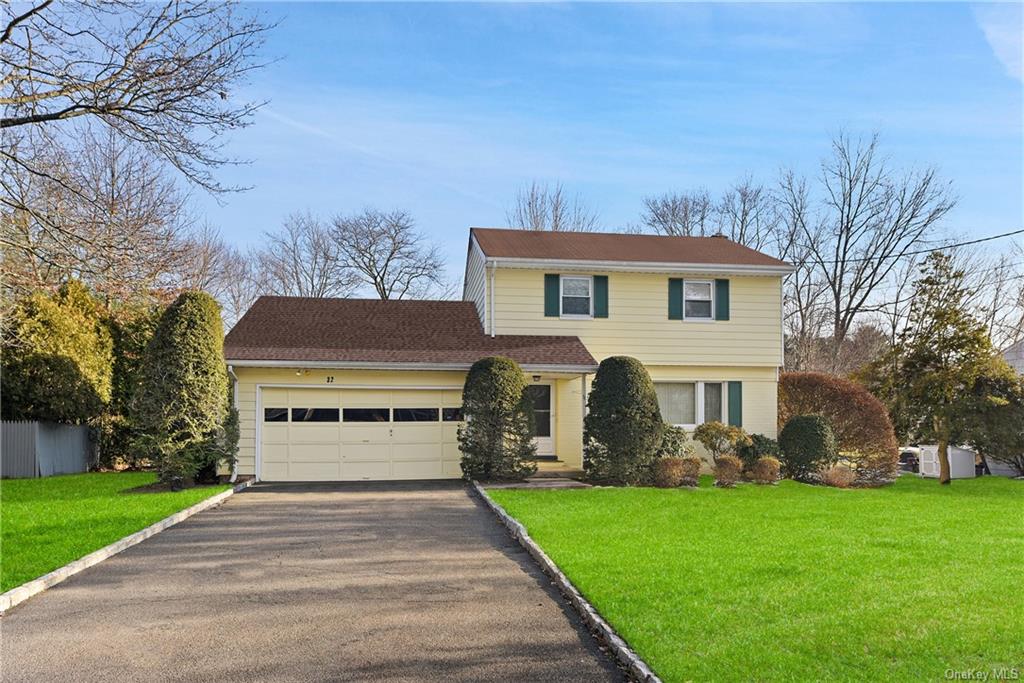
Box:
224 228 792 481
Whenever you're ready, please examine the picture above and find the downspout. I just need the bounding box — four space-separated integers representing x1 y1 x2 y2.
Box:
489 260 497 337
227 364 239 484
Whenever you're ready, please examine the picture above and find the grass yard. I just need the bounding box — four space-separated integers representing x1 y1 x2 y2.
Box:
488 475 1024 682
0 472 230 592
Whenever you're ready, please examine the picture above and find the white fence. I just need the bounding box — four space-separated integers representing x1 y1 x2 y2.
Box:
1 421 91 478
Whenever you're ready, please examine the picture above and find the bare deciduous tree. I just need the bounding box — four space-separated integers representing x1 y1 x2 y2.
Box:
507 181 600 232
1 126 191 303
332 209 448 300
785 132 955 356
718 178 781 252
1 0 269 278
256 212 356 299
641 189 714 237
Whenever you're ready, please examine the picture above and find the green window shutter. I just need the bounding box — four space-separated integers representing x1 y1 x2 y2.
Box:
544 274 560 317
728 381 742 427
668 279 683 320
715 279 730 321
593 276 608 318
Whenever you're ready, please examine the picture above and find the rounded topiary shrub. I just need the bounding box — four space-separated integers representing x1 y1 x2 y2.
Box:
821 464 855 489
654 457 686 488
130 291 230 485
749 456 781 484
714 454 743 488
458 356 537 482
778 414 838 482
779 372 898 485
583 356 663 485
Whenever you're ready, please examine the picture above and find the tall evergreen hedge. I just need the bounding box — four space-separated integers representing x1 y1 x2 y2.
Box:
130 291 231 484
1 280 113 423
583 356 664 485
458 356 537 481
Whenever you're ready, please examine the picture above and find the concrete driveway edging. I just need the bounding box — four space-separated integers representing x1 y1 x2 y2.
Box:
472 481 662 683
0 478 256 615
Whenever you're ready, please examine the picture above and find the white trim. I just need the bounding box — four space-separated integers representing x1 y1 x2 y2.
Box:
489 259 496 337
257 383 464 390
681 278 715 322
227 359 598 374
779 276 785 368
526 380 556 456
559 274 594 319
487 256 794 276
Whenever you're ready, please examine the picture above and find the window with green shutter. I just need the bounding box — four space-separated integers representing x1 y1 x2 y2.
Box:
593 275 608 318
668 279 683 320
715 279 730 321
544 274 560 317
728 381 742 427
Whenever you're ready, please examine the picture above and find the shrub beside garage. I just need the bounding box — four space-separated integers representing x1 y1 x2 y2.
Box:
583 356 664 486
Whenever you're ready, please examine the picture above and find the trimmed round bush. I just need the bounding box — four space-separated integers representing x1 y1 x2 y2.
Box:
778 414 838 482
779 372 898 481
693 421 751 462
736 433 781 471
821 464 856 488
679 456 702 487
458 356 538 482
714 454 743 487
583 356 663 485
749 456 781 484
654 457 686 488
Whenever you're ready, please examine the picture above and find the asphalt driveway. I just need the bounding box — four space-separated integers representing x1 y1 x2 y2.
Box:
1 482 621 682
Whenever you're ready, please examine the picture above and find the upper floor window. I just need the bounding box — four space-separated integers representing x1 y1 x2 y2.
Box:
684 281 714 320
560 276 592 318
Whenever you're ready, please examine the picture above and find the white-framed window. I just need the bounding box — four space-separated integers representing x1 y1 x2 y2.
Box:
560 275 593 318
654 381 726 429
683 280 714 320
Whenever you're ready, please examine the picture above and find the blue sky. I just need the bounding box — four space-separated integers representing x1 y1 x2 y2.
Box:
198 2 1023 283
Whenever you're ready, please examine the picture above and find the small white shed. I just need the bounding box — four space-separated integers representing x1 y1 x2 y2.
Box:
919 445 977 479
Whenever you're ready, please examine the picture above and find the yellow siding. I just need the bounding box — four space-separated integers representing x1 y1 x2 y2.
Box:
646 365 779 438
490 268 783 367
230 367 466 476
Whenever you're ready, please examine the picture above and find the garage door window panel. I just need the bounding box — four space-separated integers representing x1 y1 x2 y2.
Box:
393 408 440 422
343 408 391 422
264 408 288 422
442 407 464 422
291 408 340 422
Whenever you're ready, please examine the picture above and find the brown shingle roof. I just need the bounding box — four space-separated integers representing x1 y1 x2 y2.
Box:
471 227 791 268
224 297 597 369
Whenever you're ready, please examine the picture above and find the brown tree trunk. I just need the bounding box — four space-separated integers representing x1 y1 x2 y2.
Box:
937 436 952 485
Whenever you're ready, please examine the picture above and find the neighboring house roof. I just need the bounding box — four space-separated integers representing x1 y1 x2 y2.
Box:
224 296 598 371
1004 339 1024 373
470 227 793 270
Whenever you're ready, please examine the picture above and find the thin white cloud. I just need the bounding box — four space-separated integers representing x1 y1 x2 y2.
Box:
973 3 1023 82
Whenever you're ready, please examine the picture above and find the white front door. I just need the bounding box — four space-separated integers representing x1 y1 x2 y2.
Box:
524 383 555 457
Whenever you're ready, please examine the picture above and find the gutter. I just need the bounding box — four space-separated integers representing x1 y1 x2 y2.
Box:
483 256 795 276
225 358 599 374
227 364 239 483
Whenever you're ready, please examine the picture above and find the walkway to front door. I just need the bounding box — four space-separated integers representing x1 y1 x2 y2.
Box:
2 482 621 682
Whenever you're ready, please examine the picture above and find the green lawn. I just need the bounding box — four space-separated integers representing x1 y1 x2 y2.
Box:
0 472 230 592
489 475 1024 682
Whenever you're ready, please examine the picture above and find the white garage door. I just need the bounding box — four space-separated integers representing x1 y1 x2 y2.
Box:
259 388 464 481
